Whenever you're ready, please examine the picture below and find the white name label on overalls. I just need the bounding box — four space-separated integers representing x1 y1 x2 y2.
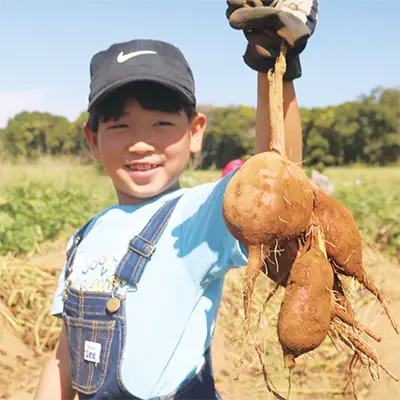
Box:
84 341 102 363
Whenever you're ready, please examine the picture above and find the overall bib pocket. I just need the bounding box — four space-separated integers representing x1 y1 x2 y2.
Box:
64 315 116 395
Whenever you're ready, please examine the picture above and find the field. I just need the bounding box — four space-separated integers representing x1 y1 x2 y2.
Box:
0 158 399 400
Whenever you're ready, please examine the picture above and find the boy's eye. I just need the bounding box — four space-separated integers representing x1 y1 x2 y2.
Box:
108 124 128 130
155 121 174 127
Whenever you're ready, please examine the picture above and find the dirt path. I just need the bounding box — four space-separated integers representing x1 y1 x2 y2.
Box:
1 243 399 400
0 322 39 400
354 248 400 400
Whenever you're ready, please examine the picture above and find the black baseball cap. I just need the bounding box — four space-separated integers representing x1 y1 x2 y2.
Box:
87 39 196 111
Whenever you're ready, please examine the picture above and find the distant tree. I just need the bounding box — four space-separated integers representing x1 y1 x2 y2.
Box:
1 87 398 167
203 105 256 168
65 111 90 158
0 112 70 158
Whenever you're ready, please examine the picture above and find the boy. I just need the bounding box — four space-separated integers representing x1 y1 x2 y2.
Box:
35 2 318 399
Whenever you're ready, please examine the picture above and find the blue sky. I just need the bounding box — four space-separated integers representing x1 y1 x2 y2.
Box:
0 0 399 127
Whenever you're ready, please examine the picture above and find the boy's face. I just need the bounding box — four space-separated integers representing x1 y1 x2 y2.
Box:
83 98 206 205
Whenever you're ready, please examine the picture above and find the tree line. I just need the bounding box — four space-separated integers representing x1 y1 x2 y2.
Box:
1 87 399 169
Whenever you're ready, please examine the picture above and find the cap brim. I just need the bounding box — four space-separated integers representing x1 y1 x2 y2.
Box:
88 76 195 111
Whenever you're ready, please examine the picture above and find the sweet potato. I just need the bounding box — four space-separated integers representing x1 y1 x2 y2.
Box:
223 152 313 332
222 39 396 397
223 151 313 378
312 186 399 334
223 152 313 248
277 232 333 369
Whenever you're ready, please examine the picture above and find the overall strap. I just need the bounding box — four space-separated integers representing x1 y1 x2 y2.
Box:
64 218 94 280
114 195 182 287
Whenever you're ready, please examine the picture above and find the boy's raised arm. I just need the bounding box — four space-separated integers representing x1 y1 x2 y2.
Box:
226 0 319 162
34 325 75 400
255 75 302 162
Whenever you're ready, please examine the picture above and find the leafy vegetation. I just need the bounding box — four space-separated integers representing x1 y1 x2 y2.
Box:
0 159 398 263
325 167 400 262
0 158 116 254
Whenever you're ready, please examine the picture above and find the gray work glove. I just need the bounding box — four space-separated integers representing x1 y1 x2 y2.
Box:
226 0 319 80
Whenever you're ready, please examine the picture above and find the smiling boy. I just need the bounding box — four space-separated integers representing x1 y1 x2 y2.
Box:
34 3 318 399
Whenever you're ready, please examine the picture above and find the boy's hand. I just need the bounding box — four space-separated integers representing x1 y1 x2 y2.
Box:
226 0 319 80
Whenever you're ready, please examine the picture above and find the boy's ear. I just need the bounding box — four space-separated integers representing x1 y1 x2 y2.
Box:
83 122 100 160
189 113 207 154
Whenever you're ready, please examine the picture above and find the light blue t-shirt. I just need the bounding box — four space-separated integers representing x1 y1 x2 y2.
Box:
52 174 247 398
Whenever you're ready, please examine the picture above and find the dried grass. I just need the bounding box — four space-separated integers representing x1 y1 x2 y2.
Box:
0 256 62 355
0 245 396 400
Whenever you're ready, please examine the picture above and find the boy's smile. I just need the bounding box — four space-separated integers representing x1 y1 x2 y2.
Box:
123 159 163 185
84 98 206 205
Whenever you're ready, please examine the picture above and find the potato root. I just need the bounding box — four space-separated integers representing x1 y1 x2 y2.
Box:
313 186 399 334
277 229 333 369
276 224 382 370
336 324 399 382
262 238 299 287
332 272 354 317
222 151 314 376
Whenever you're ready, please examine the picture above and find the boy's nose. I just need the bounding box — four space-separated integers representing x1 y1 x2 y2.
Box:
128 140 155 154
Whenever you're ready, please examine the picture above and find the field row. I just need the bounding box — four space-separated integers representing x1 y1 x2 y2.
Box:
0 159 398 262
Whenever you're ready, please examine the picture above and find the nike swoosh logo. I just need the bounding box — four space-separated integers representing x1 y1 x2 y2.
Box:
117 50 157 63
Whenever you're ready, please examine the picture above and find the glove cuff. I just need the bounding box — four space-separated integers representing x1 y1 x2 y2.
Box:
243 51 303 81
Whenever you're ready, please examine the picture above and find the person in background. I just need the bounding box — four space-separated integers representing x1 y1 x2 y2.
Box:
221 158 246 177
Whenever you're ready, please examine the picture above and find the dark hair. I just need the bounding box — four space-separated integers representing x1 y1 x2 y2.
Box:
87 81 196 132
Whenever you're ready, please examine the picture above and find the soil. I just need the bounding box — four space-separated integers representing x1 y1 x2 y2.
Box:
0 242 399 400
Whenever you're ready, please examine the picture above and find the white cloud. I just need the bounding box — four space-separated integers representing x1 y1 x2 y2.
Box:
0 88 84 128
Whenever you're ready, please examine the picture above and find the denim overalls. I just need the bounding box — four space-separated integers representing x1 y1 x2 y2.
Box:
62 196 222 400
